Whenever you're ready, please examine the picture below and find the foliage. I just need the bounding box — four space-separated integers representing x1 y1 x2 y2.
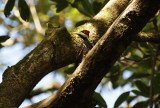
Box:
0 0 160 107
4 0 16 17
101 11 160 107
114 91 130 108
4 0 30 21
18 0 30 21
93 92 107 108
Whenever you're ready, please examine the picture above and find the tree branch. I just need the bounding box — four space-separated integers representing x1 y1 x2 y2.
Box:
134 32 160 43
25 0 160 107
27 81 61 99
0 0 130 107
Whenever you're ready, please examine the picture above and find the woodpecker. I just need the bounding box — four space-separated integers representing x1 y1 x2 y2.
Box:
73 30 93 49
73 30 93 68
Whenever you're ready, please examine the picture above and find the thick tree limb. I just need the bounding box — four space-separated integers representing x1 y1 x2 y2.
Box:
25 0 160 107
134 32 160 43
0 0 130 107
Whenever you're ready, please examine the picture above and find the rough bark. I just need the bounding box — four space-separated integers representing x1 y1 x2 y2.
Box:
25 0 160 107
135 32 160 43
0 0 130 107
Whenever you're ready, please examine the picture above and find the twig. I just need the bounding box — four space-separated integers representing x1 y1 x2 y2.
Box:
27 81 61 99
136 43 148 56
149 18 159 108
134 32 160 43
149 48 157 108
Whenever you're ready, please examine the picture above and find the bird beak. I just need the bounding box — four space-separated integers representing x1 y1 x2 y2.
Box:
73 32 80 35
73 31 89 39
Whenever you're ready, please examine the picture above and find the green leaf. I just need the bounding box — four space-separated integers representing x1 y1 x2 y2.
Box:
0 35 10 43
50 0 68 12
72 0 94 17
109 64 121 89
92 1 102 14
131 89 149 97
122 73 150 86
56 64 75 76
127 73 150 81
80 0 94 16
131 90 142 96
64 66 75 74
110 75 119 89
142 22 154 32
127 96 137 104
132 100 149 108
93 92 107 108
4 0 16 17
153 74 160 94
131 54 141 61
110 64 120 73
135 80 149 97
114 91 130 108
155 104 159 108
18 0 30 21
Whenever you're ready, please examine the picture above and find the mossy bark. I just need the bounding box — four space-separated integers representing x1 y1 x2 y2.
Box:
25 0 160 107
0 0 133 107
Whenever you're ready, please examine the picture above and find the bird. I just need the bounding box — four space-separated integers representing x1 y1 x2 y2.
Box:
73 30 93 68
73 30 93 49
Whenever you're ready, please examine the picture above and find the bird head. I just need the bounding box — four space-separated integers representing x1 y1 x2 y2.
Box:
73 30 90 40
